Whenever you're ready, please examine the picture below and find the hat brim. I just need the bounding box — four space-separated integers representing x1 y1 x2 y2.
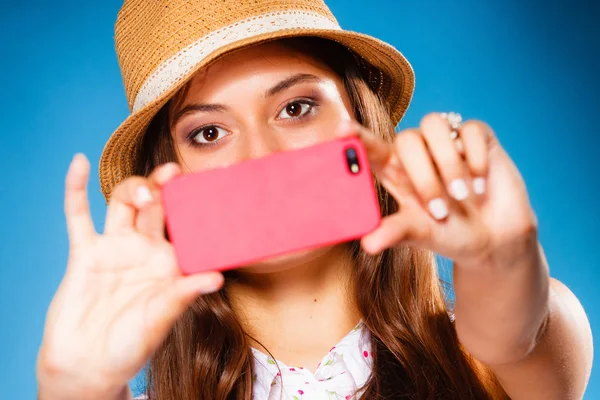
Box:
100 28 415 200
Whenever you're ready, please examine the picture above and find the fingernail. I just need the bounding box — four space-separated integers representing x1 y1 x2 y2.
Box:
473 177 486 195
361 236 381 255
428 198 449 220
156 163 180 184
136 185 153 206
449 179 469 201
199 275 224 294
200 284 221 295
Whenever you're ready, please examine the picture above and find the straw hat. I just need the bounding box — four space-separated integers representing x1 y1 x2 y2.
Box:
100 0 415 200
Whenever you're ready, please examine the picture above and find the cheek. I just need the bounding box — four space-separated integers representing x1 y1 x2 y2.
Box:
306 103 353 142
321 79 355 126
312 86 355 142
282 102 355 149
174 145 226 173
321 105 352 135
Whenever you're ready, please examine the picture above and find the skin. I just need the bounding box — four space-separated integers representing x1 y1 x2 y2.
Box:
37 42 593 400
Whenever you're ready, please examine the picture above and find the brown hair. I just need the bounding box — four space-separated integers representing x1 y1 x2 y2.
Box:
136 37 507 400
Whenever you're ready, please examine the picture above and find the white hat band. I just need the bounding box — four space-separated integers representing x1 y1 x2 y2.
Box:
132 10 341 112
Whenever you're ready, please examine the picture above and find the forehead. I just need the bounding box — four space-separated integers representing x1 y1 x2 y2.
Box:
185 41 337 94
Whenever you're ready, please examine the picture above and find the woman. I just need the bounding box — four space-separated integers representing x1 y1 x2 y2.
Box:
36 0 592 399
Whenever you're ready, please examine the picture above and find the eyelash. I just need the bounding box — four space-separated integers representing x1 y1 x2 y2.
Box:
277 97 318 122
185 98 319 147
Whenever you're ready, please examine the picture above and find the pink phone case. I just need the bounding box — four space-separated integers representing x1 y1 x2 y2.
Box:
162 136 381 274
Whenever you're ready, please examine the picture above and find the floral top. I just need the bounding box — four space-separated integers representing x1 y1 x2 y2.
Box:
134 322 372 400
252 321 372 400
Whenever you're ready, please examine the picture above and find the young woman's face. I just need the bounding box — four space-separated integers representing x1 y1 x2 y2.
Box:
169 41 356 272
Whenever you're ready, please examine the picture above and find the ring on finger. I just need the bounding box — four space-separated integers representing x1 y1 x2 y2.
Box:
440 112 465 156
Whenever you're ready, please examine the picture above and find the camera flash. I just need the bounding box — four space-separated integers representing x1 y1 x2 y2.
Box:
351 164 359 173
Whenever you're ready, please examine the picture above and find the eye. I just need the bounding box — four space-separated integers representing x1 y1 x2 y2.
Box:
189 125 229 145
277 100 315 120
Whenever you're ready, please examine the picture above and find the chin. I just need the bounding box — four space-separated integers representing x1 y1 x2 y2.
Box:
239 244 343 274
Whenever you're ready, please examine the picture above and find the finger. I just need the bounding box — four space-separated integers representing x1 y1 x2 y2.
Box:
335 121 393 175
420 113 472 203
135 163 181 240
146 272 224 339
394 130 450 221
172 271 224 302
152 162 181 186
336 121 420 205
460 120 491 195
104 177 157 235
361 211 423 254
65 154 96 247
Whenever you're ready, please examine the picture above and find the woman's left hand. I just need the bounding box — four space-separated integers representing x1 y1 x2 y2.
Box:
339 113 538 267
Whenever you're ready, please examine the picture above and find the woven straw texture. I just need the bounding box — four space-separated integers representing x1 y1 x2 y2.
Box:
100 0 415 200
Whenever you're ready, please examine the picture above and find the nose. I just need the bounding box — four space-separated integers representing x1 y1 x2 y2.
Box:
237 129 283 161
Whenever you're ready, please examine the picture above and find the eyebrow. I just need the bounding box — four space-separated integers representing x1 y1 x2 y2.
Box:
172 73 322 126
265 73 322 98
172 103 229 127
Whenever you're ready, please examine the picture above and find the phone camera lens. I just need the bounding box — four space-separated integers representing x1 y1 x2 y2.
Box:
345 147 360 174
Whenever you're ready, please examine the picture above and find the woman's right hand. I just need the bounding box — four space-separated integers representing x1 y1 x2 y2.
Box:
37 155 224 400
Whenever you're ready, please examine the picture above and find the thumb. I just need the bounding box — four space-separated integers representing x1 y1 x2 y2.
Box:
361 212 420 255
170 272 225 307
144 272 225 347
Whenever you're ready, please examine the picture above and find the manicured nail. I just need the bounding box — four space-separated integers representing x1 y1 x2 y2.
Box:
200 283 222 294
156 163 180 185
428 198 449 220
449 179 469 201
473 177 486 195
73 153 86 163
362 236 382 255
136 185 153 206
199 274 224 294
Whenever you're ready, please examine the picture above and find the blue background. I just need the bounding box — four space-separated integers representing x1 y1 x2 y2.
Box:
1 0 598 398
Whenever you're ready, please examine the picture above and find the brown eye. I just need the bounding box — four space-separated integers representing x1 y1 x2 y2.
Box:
286 103 302 117
202 127 219 141
278 101 313 120
191 126 229 145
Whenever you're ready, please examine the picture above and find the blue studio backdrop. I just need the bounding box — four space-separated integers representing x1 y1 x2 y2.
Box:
1 0 598 398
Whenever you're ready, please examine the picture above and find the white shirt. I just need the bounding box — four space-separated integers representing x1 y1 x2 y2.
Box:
252 322 372 399
135 322 372 399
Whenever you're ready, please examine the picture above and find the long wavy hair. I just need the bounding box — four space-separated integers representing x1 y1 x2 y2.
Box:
135 37 507 400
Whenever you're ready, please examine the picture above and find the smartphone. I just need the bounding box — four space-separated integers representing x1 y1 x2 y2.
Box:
161 136 381 274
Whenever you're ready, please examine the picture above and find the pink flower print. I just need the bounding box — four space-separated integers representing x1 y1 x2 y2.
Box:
330 346 336 352
345 396 352 399
289 367 296 372
298 390 304 395
305 382 309 384
363 351 369 358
